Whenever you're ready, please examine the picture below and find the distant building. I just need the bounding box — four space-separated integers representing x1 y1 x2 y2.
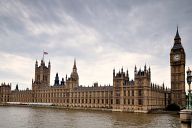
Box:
0 28 186 112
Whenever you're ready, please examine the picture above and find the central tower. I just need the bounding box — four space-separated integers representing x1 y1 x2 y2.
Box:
70 59 79 87
32 59 51 90
170 27 186 107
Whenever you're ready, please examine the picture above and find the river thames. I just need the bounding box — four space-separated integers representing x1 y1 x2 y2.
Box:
0 106 181 128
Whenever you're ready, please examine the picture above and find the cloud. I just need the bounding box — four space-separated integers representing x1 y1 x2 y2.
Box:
0 0 192 90
0 52 34 89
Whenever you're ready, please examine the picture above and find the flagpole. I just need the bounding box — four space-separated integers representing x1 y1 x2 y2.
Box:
42 51 48 61
43 50 44 61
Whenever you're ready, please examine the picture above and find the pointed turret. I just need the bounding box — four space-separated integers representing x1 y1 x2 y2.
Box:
113 68 115 77
40 59 45 66
149 66 151 73
174 26 181 41
144 64 147 72
126 69 129 78
173 26 182 46
15 84 19 91
71 59 78 73
70 59 79 87
48 60 51 68
54 73 59 86
121 67 123 73
134 65 137 72
35 60 38 67
73 59 77 70
61 78 65 85
171 26 184 51
71 59 79 82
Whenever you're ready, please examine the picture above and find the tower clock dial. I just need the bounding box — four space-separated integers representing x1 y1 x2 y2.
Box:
173 54 180 61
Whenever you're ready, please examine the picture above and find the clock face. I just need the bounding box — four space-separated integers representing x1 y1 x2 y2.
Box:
173 54 180 61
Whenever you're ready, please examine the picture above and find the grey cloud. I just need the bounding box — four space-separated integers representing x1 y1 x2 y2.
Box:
1 0 192 56
0 0 192 88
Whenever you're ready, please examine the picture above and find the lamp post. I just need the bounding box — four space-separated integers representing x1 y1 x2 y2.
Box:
179 67 192 126
187 67 192 109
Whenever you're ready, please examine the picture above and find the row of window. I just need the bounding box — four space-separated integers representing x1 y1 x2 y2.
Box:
116 99 143 105
116 90 143 97
34 91 112 98
34 98 113 104
36 75 48 82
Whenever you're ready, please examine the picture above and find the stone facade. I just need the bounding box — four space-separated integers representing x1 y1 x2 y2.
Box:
0 83 11 102
0 58 170 113
112 66 170 112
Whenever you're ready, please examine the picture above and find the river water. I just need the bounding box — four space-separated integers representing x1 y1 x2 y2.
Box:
0 106 181 128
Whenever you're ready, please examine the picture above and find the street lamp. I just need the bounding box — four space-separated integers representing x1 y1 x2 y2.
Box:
187 67 192 109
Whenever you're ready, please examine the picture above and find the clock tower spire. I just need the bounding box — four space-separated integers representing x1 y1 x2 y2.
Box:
175 26 180 38
170 27 186 108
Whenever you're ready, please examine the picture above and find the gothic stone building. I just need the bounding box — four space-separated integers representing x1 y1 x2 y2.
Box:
1 28 186 112
0 83 11 103
170 27 186 107
1 59 170 113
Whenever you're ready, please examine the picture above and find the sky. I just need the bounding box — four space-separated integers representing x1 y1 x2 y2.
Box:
0 0 192 90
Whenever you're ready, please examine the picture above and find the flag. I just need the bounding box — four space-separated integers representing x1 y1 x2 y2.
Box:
44 52 48 55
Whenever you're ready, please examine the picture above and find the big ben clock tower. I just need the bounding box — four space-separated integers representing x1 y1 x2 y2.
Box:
170 27 186 108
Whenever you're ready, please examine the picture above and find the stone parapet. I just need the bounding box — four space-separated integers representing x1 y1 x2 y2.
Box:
180 109 192 123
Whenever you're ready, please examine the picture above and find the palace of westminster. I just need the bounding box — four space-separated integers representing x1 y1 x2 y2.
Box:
0 28 187 112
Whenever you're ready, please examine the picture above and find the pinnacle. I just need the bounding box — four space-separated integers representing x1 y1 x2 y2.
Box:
175 26 181 40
